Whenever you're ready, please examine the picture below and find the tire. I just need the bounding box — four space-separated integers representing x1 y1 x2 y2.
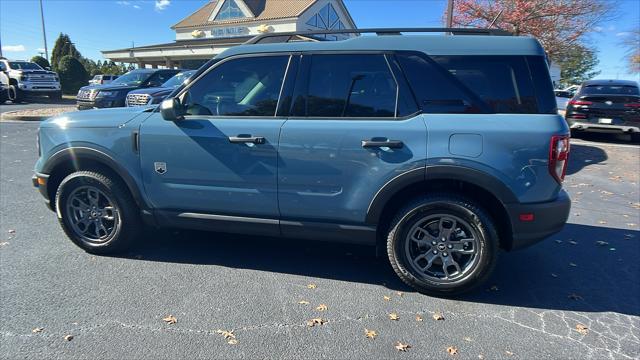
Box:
386 193 499 296
8 85 20 103
631 133 640 143
55 171 141 254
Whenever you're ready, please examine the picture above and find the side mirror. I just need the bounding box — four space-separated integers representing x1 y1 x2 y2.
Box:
160 98 184 121
45 67 52 71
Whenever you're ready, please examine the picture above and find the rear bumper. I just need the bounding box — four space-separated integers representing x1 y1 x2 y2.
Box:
569 121 640 133
506 190 571 250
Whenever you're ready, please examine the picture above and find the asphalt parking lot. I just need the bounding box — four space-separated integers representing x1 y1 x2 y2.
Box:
1 98 75 113
0 121 638 359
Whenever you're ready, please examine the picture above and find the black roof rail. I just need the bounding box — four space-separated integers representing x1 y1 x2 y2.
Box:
245 27 512 45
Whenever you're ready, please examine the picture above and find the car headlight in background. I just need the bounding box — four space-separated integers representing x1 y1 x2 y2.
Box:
96 91 118 98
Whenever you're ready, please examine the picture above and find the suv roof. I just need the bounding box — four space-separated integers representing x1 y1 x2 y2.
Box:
221 34 545 59
581 79 638 87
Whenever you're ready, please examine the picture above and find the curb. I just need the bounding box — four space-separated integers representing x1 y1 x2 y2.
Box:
0 113 50 121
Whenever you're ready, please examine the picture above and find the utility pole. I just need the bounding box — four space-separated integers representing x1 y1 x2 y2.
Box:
39 0 49 61
446 0 454 28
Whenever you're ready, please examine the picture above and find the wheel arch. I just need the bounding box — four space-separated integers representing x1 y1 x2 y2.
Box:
368 165 517 250
42 147 148 212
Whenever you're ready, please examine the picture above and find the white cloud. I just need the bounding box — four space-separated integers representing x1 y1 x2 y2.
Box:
133 4 141 9
616 32 631 37
116 0 130 5
155 0 170 11
593 26 603 32
2 45 26 52
36 48 46 52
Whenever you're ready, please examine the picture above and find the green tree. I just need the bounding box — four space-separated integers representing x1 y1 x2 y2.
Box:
58 55 89 94
50 33 82 72
556 44 601 87
30 56 50 69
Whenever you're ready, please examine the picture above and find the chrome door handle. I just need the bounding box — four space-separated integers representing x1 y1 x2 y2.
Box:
361 139 404 149
228 135 266 144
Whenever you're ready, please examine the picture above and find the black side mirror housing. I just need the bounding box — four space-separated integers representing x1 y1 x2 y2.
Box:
160 98 184 121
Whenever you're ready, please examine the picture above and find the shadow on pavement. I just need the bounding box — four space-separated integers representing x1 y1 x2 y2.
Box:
566 143 608 175
124 222 639 316
572 131 639 145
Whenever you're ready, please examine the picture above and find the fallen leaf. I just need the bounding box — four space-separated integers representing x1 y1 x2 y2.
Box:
505 350 514 356
364 329 377 339
307 284 317 289
298 300 310 305
568 293 583 300
32 327 44 333
306 318 326 327
316 304 327 312
433 312 445 321
447 346 459 355
63 335 73 341
216 330 236 339
601 190 614 195
227 339 238 345
388 313 399 321
575 324 588 335
162 315 177 325
8 230 15 234
463 337 472 342
598 220 607 224
415 315 423 322
396 292 404 297
395 341 411 352
383 296 391 301
596 240 609 246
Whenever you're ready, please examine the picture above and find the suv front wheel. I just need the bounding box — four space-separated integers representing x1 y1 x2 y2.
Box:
55 171 140 254
387 194 498 296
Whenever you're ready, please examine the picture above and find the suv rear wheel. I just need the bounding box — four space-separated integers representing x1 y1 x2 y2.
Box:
55 171 140 254
387 194 498 296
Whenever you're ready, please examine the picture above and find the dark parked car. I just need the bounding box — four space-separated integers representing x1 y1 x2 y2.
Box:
76 69 180 110
565 79 640 141
126 70 196 107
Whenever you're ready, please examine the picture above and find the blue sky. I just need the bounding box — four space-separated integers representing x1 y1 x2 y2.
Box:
0 0 638 81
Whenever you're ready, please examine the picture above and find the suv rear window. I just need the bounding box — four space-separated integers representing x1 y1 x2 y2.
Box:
580 85 640 95
398 53 556 114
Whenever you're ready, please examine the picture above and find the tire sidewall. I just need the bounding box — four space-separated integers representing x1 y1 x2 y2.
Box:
390 197 497 294
56 173 125 252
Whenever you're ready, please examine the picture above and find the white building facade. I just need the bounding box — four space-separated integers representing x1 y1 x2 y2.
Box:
102 0 356 69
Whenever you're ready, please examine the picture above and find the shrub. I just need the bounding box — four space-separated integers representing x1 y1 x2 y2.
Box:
57 55 89 94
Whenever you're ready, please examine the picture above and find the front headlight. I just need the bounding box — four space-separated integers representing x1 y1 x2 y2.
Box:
96 91 117 98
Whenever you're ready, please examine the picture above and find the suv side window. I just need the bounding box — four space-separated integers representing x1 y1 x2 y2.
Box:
182 55 289 117
305 54 398 118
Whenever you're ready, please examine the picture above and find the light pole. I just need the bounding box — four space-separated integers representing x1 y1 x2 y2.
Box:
446 0 454 28
39 0 49 61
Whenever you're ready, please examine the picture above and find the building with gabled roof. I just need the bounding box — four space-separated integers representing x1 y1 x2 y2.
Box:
102 0 356 69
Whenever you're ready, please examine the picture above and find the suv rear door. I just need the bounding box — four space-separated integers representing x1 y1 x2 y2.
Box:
277 53 426 240
139 54 294 235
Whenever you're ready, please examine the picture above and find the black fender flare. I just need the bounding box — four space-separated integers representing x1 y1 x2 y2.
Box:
42 146 149 210
365 165 518 224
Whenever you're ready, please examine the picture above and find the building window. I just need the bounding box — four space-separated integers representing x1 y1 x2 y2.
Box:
305 3 346 33
214 0 249 21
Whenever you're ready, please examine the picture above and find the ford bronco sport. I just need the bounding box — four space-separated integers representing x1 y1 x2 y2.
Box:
33 28 571 295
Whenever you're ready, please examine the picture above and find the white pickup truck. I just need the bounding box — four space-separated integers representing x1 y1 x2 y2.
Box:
0 58 62 102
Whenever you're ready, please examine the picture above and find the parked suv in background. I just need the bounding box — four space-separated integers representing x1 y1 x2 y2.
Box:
126 70 196 107
0 58 62 102
89 74 119 86
76 68 180 110
33 28 571 296
565 79 640 141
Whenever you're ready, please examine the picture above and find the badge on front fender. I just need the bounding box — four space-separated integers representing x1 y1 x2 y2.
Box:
154 162 167 175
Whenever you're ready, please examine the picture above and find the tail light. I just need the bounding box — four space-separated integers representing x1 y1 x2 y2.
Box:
624 103 640 108
568 100 592 106
568 114 586 119
549 135 570 184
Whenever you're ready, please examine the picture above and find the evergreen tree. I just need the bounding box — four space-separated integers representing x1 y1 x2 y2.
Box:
50 33 82 72
30 56 50 69
556 44 601 87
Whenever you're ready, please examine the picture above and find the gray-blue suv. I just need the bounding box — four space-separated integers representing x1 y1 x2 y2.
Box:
33 29 571 295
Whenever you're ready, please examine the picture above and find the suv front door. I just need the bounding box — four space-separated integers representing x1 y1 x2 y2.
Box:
278 53 426 241
139 54 293 235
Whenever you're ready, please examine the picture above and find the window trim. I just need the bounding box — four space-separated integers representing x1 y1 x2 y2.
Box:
172 52 295 120
290 51 412 120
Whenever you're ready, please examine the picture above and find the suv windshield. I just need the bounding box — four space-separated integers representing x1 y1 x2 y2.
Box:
162 70 196 88
9 62 43 70
580 85 640 95
111 71 153 86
